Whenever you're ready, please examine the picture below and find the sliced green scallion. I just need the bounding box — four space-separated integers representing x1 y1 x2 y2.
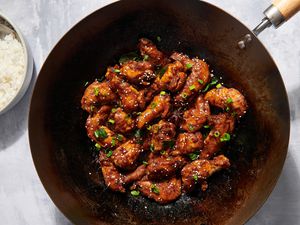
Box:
131 190 140 196
214 131 220 138
151 184 160 194
94 128 108 139
220 133 231 142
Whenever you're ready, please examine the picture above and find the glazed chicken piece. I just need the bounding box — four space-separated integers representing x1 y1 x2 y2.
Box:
170 52 194 71
99 152 125 192
81 81 117 113
109 107 135 133
172 132 203 155
136 177 182 204
181 95 211 132
204 87 248 117
86 105 112 141
106 67 146 112
148 120 176 152
120 60 155 86
112 140 142 170
91 125 125 148
201 113 235 159
138 38 169 66
181 155 230 192
152 61 187 92
175 58 210 106
147 154 187 180
124 165 147 184
136 94 171 129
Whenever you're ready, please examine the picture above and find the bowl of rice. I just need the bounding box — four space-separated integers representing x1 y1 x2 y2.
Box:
0 12 33 115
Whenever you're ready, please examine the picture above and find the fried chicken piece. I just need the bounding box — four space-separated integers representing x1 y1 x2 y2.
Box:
201 113 235 159
136 177 182 204
172 132 203 155
91 125 125 148
106 67 146 112
86 105 112 140
181 155 230 192
99 152 125 192
148 120 176 152
120 60 155 86
175 58 210 106
181 95 210 132
124 165 147 184
112 140 142 170
138 38 168 66
136 94 171 129
204 87 248 117
170 52 194 71
153 61 187 92
109 107 135 133
81 81 117 113
147 155 187 180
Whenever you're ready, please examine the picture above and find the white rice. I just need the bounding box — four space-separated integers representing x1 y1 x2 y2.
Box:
0 33 25 110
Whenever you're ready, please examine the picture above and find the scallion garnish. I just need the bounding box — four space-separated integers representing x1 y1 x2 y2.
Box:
160 91 166 96
189 85 196 91
151 184 160 194
106 150 113 158
186 63 193 69
111 138 116 147
188 152 199 161
150 143 155 152
226 97 233 104
214 131 220 138
150 102 157 109
131 190 140 196
94 128 108 139
198 79 204 84
108 119 115 124
216 83 222 89
143 55 149 61
94 87 99 96
193 175 198 182
220 133 231 142
202 77 218 92
116 134 123 141
181 93 188 99
188 124 194 131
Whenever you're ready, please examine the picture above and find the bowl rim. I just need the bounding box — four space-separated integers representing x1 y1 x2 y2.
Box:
0 12 33 115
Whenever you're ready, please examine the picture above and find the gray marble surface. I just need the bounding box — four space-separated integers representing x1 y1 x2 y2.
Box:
0 0 299 224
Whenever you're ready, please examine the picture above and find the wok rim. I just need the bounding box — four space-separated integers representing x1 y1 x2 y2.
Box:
28 0 290 224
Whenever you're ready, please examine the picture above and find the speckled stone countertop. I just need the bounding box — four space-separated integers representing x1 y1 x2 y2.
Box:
0 0 299 224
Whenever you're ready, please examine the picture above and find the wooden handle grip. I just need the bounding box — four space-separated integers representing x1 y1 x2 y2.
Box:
273 0 300 19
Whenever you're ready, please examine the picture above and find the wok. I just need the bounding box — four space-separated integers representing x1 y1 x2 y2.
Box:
29 0 296 224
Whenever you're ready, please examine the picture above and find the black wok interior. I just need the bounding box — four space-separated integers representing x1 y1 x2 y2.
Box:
29 0 290 224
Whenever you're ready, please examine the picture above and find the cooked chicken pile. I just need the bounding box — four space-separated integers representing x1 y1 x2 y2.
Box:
81 38 248 204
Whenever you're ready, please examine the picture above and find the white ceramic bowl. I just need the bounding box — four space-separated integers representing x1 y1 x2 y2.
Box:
0 13 33 115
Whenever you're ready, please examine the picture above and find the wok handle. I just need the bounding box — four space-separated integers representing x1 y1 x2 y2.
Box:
253 0 300 36
273 0 300 20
